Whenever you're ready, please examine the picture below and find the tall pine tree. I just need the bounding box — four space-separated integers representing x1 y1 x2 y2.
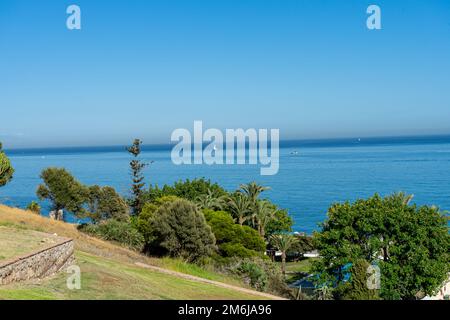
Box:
127 139 147 215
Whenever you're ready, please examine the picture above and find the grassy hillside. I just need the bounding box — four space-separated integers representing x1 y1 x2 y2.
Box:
0 205 282 300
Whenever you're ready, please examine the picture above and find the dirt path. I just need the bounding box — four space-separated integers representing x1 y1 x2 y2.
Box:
135 262 287 300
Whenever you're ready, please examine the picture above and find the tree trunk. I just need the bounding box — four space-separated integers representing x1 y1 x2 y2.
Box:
281 252 286 275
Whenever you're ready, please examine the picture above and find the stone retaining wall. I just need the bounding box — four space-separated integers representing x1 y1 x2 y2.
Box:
0 238 75 285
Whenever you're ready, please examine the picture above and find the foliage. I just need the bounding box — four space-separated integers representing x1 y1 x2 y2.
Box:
227 192 252 225
289 235 315 255
78 219 144 251
195 189 227 211
0 142 14 187
136 202 159 251
127 139 148 215
313 193 450 300
270 233 298 275
225 257 291 296
142 199 217 262
203 209 265 258
239 182 270 203
86 185 129 223
254 200 276 238
36 168 88 220
26 201 41 215
265 208 294 236
340 259 380 300
146 178 227 203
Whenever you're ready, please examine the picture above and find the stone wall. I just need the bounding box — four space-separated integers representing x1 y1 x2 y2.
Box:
0 238 75 285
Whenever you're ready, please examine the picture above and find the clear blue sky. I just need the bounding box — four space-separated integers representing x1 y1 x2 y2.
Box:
1 0 450 148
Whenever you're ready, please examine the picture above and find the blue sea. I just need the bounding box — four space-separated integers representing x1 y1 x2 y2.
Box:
2 135 450 234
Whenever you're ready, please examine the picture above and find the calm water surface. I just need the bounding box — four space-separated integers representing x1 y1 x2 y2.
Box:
2 137 450 233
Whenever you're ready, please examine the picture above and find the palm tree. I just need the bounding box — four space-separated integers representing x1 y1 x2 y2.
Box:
196 189 226 211
227 193 252 225
255 200 276 238
270 233 298 276
239 182 270 203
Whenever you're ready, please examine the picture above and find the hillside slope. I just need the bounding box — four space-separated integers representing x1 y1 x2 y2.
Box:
0 205 283 300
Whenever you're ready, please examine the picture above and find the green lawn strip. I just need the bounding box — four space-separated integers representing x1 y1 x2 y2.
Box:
0 251 265 300
156 257 245 287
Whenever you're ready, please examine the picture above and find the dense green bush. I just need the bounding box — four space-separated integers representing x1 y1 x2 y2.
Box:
225 257 291 296
219 242 259 258
142 199 217 262
203 210 266 258
79 219 144 251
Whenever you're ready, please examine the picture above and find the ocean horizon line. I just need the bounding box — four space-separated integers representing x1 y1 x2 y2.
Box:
4 133 450 155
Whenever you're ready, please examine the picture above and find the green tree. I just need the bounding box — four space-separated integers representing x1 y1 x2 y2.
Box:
127 139 148 215
238 182 270 228
341 259 380 300
239 182 270 203
36 168 88 220
289 235 315 256
147 178 227 203
265 208 294 236
313 193 450 300
270 233 298 275
203 209 266 258
254 200 276 238
227 192 252 226
143 199 216 262
0 142 14 187
86 185 129 223
137 196 183 252
195 189 227 211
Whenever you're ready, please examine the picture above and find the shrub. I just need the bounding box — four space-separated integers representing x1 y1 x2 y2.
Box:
220 242 259 258
26 201 41 215
144 199 217 262
225 257 291 296
79 220 144 251
203 210 266 258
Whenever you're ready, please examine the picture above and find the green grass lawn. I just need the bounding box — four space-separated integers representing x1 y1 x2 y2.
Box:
281 258 319 283
0 207 280 300
285 258 318 273
0 251 267 300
